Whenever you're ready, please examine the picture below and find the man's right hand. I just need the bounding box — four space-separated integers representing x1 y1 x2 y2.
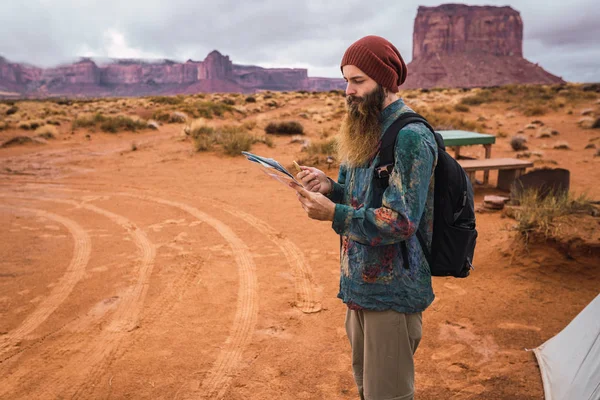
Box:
296 166 332 195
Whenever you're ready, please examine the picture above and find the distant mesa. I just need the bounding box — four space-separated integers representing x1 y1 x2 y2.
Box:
0 50 346 98
403 4 565 89
0 4 566 98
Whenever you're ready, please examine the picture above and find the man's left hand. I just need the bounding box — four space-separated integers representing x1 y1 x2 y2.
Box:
291 183 336 221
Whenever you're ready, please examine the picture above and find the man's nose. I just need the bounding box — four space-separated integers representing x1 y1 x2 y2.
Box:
345 83 356 96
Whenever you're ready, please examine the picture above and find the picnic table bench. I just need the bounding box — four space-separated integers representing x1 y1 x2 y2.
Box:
458 158 534 191
438 130 496 184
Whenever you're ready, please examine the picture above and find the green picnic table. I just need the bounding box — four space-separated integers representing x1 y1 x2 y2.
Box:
437 130 496 184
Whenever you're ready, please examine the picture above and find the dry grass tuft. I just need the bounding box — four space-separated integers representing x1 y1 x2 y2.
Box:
511 189 597 241
510 135 528 151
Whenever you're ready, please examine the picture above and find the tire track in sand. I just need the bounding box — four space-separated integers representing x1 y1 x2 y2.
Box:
0 205 91 358
12 183 318 314
215 202 321 314
115 193 258 400
0 194 156 399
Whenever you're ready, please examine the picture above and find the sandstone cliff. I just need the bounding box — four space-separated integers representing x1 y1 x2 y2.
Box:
403 4 564 89
0 51 345 98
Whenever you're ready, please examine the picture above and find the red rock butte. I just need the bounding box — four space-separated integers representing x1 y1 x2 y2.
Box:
0 51 346 98
403 4 565 89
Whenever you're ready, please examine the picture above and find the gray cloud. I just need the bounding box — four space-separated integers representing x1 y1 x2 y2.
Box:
0 0 598 82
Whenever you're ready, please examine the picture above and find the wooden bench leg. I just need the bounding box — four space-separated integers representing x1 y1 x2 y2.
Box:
467 171 476 187
497 168 524 191
454 146 461 160
483 144 492 184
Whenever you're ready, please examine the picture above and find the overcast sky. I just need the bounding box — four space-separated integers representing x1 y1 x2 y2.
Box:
1 0 598 83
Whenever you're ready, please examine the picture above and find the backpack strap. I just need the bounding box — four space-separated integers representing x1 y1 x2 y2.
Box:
376 112 437 269
376 112 439 179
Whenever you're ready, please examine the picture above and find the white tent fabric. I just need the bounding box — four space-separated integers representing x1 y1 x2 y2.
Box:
533 293 600 400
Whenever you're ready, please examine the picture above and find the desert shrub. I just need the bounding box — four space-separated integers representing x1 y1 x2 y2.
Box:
242 120 257 130
6 106 18 115
523 105 547 116
72 113 106 129
510 135 528 151
454 104 470 112
460 91 495 105
553 141 570 150
35 125 58 139
99 116 147 133
216 125 254 155
149 96 184 105
306 138 337 157
1 136 35 148
18 121 43 130
265 121 304 135
180 101 233 119
0 121 9 131
72 113 146 133
193 135 214 152
221 98 236 106
152 110 170 122
169 111 188 123
512 189 597 240
254 135 274 148
245 96 257 103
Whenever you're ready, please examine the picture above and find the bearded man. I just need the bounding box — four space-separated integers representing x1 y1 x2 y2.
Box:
291 35 438 400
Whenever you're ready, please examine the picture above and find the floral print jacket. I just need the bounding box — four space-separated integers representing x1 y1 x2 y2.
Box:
328 99 437 313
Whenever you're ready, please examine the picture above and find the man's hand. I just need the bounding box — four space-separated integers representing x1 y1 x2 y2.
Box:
290 183 336 221
296 166 332 195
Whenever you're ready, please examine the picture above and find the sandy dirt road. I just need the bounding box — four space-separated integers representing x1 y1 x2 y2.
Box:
1 117 599 399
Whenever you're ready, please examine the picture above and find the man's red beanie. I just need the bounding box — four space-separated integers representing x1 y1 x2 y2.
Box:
340 35 407 93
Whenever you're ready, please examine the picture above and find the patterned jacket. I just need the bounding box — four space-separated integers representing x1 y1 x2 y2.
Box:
328 99 437 313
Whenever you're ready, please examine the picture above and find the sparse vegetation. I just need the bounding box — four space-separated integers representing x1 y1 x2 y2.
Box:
1 136 35 148
553 141 571 150
511 189 597 241
510 135 528 151
72 113 147 133
218 125 254 155
35 125 58 139
149 96 184 105
454 104 470 112
265 121 304 135
523 105 547 116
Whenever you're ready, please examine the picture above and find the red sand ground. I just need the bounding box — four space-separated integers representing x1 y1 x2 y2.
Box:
0 93 599 399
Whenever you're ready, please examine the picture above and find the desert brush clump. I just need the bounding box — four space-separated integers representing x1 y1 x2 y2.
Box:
179 100 235 119
1 136 35 148
522 105 547 116
72 113 147 133
510 135 528 151
217 125 255 155
296 137 338 167
18 120 44 130
149 96 185 105
510 188 598 241
35 125 58 139
186 119 256 155
265 121 304 135
454 104 470 112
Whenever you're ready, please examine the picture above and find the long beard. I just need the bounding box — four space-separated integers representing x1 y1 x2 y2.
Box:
337 85 385 167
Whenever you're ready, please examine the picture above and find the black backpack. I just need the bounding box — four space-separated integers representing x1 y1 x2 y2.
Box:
375 112 477 278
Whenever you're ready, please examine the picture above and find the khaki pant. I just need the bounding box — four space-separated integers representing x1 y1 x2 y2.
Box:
345 309 422 400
